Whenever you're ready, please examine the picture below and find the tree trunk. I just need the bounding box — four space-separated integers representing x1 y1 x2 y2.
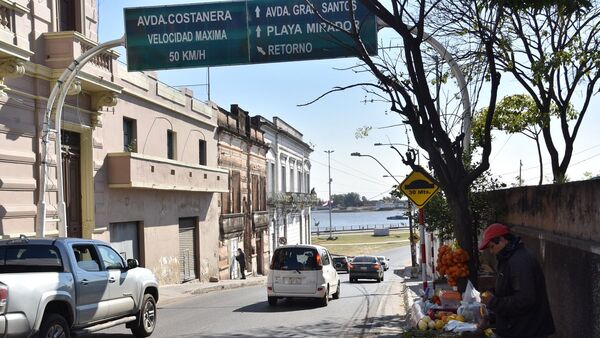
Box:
446 187 477 285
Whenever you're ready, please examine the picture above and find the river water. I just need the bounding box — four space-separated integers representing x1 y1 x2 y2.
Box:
311 209 409 232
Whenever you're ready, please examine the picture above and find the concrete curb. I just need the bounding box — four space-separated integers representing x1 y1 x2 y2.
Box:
397 267 424 329
190 278 266 295
158 276 267 306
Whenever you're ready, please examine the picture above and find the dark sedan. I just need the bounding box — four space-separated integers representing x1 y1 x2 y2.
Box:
348 255 384 283
332 256 349 273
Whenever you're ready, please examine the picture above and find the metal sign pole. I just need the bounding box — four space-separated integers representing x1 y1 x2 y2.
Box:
419 208 427 290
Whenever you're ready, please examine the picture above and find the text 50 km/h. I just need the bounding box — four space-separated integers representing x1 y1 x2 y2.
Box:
169 50 206 62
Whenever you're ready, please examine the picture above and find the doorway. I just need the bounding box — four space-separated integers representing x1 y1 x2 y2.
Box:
61 130 82 238
179 217 198 282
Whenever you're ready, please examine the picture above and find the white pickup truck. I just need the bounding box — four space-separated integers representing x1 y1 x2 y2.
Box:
0 236 159 337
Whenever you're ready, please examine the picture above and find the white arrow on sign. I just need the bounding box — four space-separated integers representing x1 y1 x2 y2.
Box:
257 46 266 55
256 26 261 38
255 6 260 18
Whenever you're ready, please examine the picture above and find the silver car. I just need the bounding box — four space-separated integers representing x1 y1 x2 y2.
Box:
267 245 340 307
377 256 390 271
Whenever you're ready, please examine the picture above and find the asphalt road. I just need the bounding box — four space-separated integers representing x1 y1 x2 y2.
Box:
82 245 412 338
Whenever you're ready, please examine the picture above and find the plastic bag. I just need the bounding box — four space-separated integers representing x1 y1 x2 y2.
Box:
462 279 481 303
458 301 486 323
444 320 479 333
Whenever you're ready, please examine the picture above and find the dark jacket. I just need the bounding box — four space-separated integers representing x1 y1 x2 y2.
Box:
489 239 555 338
236 251 246 268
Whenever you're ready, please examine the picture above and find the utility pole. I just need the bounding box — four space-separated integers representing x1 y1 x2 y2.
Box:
325 150 334 240
519 159 523 186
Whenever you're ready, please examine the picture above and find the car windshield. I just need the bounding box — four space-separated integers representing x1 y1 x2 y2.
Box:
352 256 376 263
271 247 318 270
377 256 385 261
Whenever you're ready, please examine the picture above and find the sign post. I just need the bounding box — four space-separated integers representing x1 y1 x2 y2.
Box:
400 170 439 291
124 0 377 71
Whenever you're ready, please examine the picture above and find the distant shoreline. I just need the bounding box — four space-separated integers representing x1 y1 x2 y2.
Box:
312 206 406 213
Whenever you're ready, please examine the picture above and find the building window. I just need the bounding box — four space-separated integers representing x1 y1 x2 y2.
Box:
289 167 294 192
259 176 266 211
252 175 259 211
167 130 176 160
123 118 137 152
198 139 207 165
232 171 241 213
281 165 286 192
270 163 276 195
59 0 78 32
298 172 303 193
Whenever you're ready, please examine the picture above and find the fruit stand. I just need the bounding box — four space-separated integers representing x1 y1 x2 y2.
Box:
406 243 495 337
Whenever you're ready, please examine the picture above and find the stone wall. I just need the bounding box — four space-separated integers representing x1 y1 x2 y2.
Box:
482 180 600 338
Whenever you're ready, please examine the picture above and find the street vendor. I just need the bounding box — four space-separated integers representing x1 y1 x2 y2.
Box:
478 223 555 338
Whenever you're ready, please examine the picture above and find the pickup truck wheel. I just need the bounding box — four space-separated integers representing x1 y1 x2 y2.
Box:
131 294 156 337
39 313 70 338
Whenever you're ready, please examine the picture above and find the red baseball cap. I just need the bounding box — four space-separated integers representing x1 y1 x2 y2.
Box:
479 223 510 250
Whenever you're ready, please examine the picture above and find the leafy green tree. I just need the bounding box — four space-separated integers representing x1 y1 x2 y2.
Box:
472 94 577 185
486 0 599 183
424 169 507 246
343 192 363 207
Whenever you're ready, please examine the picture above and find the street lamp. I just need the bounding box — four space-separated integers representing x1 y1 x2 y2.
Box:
324 150 334 240
374 142 420 166
350 152 400 184
373 143 419 268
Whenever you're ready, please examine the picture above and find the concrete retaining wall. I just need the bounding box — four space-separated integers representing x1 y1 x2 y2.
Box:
482 180 600 338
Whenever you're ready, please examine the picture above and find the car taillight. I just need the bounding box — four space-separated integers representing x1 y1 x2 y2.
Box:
373 263 381 269
347 263 353 270
315 252 321 266
0 285 7 314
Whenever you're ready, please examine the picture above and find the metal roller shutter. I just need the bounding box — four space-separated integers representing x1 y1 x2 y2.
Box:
179 218 197 281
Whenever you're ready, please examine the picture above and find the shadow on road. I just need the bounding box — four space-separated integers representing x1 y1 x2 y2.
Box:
161 314 405 337
234 298 326 313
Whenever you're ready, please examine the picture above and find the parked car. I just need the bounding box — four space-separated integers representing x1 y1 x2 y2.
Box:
267 244 340 306
332 255 349 273
0 236 159 337
377 256 390 271
349 255 384 283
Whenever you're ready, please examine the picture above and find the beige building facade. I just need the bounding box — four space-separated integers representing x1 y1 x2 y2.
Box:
217 105 269 279
0 0 226 284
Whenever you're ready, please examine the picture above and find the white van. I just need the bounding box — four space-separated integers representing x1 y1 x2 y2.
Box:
267 244 340 306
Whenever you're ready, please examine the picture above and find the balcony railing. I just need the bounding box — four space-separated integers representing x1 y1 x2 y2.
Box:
253 211 269 231
43 31 121 94
107 152 228 192
220 213 245 239
0 2 33 61
267 192 319 209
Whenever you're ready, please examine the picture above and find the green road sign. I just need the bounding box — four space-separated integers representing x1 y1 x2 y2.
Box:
124 0 377 71
124 2 249 71
247 0 377 64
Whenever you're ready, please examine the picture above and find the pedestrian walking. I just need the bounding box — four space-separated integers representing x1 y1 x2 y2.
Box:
235 248 246 280
478 223 555 338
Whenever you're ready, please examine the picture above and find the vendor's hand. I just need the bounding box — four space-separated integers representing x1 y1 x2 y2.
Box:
480 290 494 306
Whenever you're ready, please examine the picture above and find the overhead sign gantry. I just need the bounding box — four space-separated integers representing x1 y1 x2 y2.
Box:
124 0 378 71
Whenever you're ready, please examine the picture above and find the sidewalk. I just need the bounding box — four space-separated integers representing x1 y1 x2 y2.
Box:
157 275 267 306
396 267 427 328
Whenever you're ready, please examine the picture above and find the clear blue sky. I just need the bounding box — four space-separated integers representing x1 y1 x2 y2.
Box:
99 0 600 201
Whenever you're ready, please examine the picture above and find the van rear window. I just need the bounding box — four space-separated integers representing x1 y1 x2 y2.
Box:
272 248 318 271
0 245 64 273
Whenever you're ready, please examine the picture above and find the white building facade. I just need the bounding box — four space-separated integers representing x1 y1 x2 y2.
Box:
258 117 314 257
